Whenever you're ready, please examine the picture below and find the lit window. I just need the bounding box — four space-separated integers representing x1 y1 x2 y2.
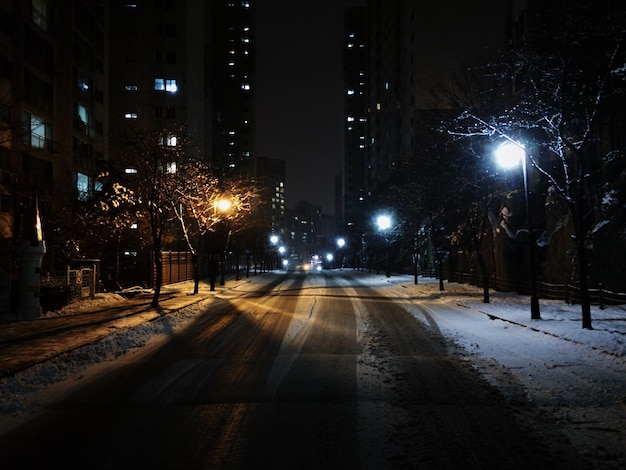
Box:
130 223 138 229
125 168 138 174
77 75 91 90
166 79 177 93
229 130 236 135
124 113 138 119
159 134 177 146
242 1 250 7
155 78 177 93
242 37 250 43
76 172 89 201
376 103 381 110
347 43 354 48
241 83 251 91
125 85 138 91
347 89 355 95
26 112 52 148
347 116 355 122
166 161 177 173
228 61 235 67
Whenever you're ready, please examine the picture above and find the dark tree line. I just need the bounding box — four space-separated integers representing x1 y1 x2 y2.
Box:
385 1 626 329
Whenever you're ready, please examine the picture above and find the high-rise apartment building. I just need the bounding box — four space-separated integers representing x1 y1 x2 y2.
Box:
210 0 255 172
0 0 109 213
1 0 109 314
342 7 368 235
108 0 255 171
364 0 507 194
243 155 286 238
108 0 211 163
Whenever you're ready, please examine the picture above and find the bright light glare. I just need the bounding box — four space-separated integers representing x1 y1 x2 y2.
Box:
279 246 286 254
282 259 289 267
337 238 346 248
495 142 525 169
376 215 392 231
270 235 279 244
216 199 232 212
326 253 333 262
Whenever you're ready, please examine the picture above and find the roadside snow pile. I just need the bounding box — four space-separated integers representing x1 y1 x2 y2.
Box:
0 300 201 417
41 292 127 318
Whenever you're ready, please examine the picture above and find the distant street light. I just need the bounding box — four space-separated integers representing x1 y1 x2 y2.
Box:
336 238 346 269
376 214 392 277
495 141 541 320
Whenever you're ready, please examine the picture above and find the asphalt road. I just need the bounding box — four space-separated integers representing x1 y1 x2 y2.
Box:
0 272 586 469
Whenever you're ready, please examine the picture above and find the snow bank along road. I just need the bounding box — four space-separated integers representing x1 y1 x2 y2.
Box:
0 271 624 469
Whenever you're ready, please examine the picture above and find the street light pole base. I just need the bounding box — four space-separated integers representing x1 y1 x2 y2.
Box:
531 295 541 320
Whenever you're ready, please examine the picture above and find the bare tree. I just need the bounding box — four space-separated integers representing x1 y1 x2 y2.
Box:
450 1 626 328
95 126 195 306
172 164 260 293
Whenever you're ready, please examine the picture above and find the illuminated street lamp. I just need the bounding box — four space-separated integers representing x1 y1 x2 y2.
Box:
376 214 392 277
279 245 286 269
215 198 232 213
214 198 232 286
336 238 346 269
495 141 541 320
269 235 279 271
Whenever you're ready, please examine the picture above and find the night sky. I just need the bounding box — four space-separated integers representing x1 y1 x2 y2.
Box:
254 0 363 215
254 1 507 216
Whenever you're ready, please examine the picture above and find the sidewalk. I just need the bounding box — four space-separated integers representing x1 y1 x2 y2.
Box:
0 277 249 379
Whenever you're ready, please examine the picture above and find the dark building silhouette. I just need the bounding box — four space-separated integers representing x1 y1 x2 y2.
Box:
1 0 109 314
342 7 368 238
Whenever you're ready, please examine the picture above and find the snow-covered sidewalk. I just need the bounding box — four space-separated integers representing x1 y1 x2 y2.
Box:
375 274 626 467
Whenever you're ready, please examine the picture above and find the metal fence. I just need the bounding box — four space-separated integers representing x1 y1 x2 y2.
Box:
440 269 626 308
153 251 195 287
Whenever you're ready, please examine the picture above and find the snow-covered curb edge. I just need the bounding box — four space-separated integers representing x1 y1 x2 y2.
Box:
0 299 204 419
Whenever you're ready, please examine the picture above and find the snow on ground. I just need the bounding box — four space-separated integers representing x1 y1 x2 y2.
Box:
1 272 625 462
376 274 626 464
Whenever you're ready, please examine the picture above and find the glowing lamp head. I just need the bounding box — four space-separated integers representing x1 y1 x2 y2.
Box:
495 142 525 169
216 199 232 212
376 214 392 231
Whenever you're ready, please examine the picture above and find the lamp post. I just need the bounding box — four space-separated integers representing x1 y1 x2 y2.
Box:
495 142 541 320
376 214 392 278
269 234 278 271
336 237 345 269
215 198 232 286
